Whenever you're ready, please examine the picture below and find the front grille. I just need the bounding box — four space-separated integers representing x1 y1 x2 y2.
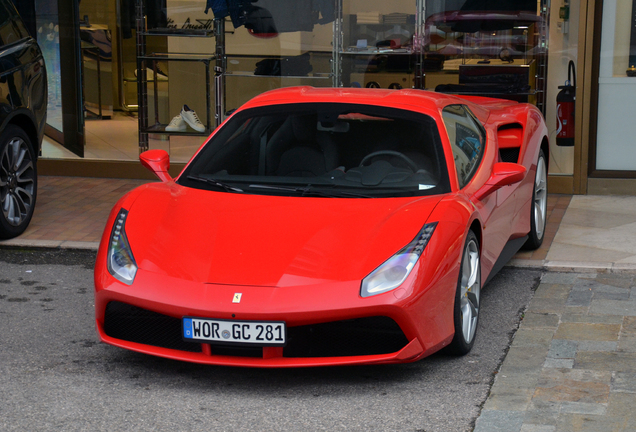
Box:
104 301 201 353
284 316 408 358
499 147 520 163
103 302 408 359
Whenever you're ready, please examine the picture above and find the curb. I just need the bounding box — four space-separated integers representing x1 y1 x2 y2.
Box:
506 258 636 274
0 239 100 251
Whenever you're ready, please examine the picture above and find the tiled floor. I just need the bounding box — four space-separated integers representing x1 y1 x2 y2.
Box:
475 271 636 432
41 112 204 163
545 195 636 271
0 176 152 248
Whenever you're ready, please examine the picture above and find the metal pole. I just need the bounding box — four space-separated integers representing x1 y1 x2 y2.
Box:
96 49 102 117
214 18 226 128
332 0 342 87
414 0 425 89
136 0 148 152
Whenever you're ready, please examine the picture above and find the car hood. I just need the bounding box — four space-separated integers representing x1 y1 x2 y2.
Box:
125 183 443 287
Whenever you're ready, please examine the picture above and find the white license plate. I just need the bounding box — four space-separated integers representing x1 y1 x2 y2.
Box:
183 317 286 346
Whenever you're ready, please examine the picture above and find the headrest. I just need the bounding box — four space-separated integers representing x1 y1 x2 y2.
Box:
290 115 316 143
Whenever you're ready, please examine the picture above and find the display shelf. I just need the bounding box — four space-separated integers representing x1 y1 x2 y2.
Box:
131 0 225 153
440 90 538 96
139 53 216 62
135 0 222 153
341 49 414 55
143 123 210 136
225 53 333 81
138 52 215 143
335 2 424 88
225 72 331 79
142 28 215 37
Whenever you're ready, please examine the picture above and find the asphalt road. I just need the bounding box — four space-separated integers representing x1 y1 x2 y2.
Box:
0 248 542 432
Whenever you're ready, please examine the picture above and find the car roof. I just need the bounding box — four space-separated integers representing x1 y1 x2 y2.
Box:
237 87 518 125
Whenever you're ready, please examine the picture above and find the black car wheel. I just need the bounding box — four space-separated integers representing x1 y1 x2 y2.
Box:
0 124 37 239
523 149 547 250
448 230 481 355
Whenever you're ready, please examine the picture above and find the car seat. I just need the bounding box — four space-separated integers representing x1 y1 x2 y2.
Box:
266 115 339 177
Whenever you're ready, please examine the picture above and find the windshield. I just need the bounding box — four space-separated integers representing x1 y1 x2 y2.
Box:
179 103 450 198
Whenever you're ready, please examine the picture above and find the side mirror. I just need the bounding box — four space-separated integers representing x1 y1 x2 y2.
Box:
474 162 526 200
140 149 172 183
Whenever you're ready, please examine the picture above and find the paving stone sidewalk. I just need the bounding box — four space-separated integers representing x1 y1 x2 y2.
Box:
474 271 636 432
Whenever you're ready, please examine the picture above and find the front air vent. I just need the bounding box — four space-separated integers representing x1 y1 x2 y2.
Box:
284 316 408 358
497 123 523 163
499 147 521 163
104 301 202 353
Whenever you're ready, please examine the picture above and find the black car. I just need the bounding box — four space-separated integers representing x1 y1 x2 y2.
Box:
0 0 46 239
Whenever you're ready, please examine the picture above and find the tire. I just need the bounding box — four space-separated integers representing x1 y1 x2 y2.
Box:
448 230 481 356
523 149 547 250
0 125 38 239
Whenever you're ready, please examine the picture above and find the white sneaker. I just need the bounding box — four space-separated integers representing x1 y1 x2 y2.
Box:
165 114 186 131
181 105 205 132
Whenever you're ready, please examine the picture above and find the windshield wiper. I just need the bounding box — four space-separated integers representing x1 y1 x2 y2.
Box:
187 175 244 193
248 184 371 198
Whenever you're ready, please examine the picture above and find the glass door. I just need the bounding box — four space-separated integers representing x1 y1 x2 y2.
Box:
35 0 85 157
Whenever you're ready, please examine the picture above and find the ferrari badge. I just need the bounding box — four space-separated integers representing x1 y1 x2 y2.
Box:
232 293 242 303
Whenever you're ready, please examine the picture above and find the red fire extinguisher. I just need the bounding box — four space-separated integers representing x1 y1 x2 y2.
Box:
556 60 576 146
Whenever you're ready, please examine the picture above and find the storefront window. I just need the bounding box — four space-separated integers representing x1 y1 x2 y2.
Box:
422 1 542 99
545 0 580 176
38 0 579 182
594 0 636 171
339 0 416 89
423 0 578 177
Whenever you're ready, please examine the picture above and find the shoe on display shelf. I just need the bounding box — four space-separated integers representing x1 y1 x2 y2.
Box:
180 105 205 132
165 114 186 132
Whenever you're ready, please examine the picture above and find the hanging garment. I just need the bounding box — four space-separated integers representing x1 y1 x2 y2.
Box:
205 0 229 17
254 53 313 76
222 0 335 32
314 0 335 24
244 6 278 35
254 0 315 32
227 0 254 29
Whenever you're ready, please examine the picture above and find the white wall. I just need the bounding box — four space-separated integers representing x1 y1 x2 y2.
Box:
595 0 636 170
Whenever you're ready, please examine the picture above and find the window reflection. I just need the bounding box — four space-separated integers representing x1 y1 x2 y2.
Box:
35 0 62 133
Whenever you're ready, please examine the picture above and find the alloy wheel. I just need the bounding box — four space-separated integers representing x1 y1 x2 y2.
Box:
533 155 548 240
1 137 35 227
460 238 480 344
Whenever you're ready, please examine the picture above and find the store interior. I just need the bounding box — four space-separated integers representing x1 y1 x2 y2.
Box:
38 0 582 176
42 113 205 162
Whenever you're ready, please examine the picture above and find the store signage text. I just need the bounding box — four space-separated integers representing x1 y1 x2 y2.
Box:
166 18 214 30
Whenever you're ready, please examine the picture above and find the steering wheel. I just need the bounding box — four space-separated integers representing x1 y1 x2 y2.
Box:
359 151 419 172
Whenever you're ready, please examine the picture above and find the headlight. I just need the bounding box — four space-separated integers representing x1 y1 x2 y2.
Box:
107 209 137 285
361 222 437 298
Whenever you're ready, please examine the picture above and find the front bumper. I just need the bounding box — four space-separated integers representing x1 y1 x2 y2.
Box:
95 264 454 367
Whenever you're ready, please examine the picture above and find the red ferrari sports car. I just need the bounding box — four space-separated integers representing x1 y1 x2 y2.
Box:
94 87 548 367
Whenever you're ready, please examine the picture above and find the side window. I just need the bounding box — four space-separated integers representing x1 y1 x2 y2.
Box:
442 105 485 188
